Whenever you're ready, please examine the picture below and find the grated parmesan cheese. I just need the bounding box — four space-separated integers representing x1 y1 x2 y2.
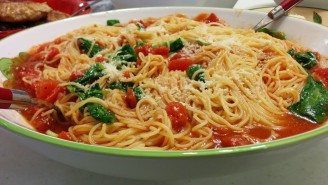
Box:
102 62 121 80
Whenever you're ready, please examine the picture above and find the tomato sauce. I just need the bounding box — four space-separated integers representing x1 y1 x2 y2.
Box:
212 113 321 148
20 106 70 134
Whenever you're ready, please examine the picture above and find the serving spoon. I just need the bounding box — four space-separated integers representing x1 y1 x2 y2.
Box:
253 0 304 31
0 87 66 121
0 87 51 110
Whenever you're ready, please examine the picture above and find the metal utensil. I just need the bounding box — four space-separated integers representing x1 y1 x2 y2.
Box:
253 0 304 31
71 0 103 17
0 87 53 110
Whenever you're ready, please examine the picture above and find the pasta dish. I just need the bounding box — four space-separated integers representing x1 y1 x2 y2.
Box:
2 13 328 150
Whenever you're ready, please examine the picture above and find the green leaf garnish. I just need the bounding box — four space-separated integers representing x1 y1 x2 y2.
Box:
0 58 13 80
313 11 322 24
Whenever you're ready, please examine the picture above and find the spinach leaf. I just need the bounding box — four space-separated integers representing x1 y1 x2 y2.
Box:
79 83 116 124
110 44 137 62
153 38 185 53
186 64 205 82
109 81 143 100
257 28 286 40
77 38 103 57
135 41 146 48
84 83 103 99
313 11 322 24
75 63 105 85
169 38 184 52
77 83 102 111
0 58 13 80
67 63 105 97
287 48 295 56
133 86 144 101
294 51 318 69
136 21 145 30
107 19 120 26
87 103 116 123
288 73 328 123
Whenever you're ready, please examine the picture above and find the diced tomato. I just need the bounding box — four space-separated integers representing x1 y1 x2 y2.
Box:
170 50 190 60
140 18 156 28
69 71 85 81
193 13 224 24
46 47 59 61
45 86 65 103
31 114 54 133
58 131 73 141
193 13 209 22
95 56 107 63
153 46 170 58
220 134 251 147
125 87 138 109
205 13 220 23
313 68 328 88
34 80 65 103
21 105 43 120
33 43 49 55
247 126 271 140
165 102 188 132
135 44 153 57
15 65 39 80
13 61 40 96
168 58 194 71
314 51 321 61
54 37 62 44
135 45 170 58
212 127 231 136
123 72 131 78
136 59 142 66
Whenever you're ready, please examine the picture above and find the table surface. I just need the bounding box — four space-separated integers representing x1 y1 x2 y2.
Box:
2 0 328 184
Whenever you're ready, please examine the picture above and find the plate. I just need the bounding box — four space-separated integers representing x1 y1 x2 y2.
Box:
0 0 91 39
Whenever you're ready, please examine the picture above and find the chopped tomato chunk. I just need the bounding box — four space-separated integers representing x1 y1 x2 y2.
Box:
205 13 220 23
313 68 328 88
193 12 224 24
34 80 65 103
135 44 153 56
125 87 138 109
58 131 73 141
165 102 188 132
95 56 107 62
220 134 251 147
69 71 85 81
170 50 190 60
153 46 170 58
123 72 131 78
136 59 142 66
168 58 194 71
54 38 62 44
46 47 59 61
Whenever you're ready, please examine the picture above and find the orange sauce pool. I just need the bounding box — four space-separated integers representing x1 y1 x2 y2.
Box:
212 114 322 148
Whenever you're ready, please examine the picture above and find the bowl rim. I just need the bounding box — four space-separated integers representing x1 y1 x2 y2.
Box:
2 115 328 158
1 7 328 158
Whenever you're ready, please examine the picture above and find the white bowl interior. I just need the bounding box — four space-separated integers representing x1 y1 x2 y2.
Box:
110 0 238 9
